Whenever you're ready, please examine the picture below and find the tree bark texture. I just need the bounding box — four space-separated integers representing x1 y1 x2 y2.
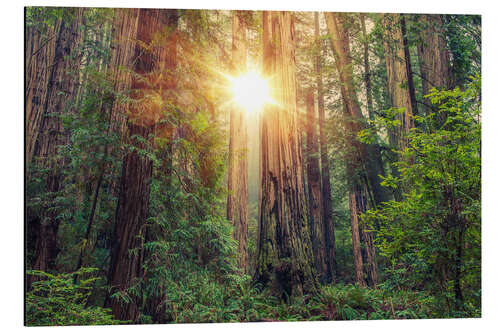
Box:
348 191 365 287
382 13 415 149
25 14 58 170
227 11 249 273
255 11 318 298
108 8 141 141
106 9 176 322
27 8 85 288
416 14 452 110
400 15 419 117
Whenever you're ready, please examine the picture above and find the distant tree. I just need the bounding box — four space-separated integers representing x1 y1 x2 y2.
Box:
325 12 381 286
227 10 249 273
314 12 337 283
304 88 327 283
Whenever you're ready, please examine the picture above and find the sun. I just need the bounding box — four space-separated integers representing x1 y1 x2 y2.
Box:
228 70 273 115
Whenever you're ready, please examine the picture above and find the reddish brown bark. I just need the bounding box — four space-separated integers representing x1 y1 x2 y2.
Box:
107 9 141 141
400 15 419 117
25 13 58 170
348 191 365 287
73 8 141 278
27 8 85 288
349 185 378 287
106 9 177 322
227 11 249 273
416 14 452 110
382 13 415 149
255 11 318 298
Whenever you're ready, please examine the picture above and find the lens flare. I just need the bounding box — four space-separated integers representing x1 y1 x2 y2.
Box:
228 70 273 114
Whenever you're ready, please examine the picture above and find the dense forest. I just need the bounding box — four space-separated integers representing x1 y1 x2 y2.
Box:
24 7 481 325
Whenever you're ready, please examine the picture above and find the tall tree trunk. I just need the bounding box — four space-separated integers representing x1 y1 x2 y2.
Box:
27 8 85 289
305 88 327 283
25 12 59 170
255 11 318 299
400 15 419 117
106 9 174 322
74 8 140 278
360 13 374 121
382 13 415 150
314 12 336 283
227 11 249 273
416 14 452 112
357 183 378 286
108 8 141 142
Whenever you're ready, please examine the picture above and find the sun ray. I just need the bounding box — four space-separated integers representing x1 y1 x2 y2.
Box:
226 70 274 115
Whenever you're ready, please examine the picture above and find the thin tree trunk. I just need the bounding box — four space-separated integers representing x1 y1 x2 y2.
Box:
360 13 374 121
400 15 419 117
255 11 318 299
227 11 249 273
314 12 336 283
305 88 327 283
348 191 365 287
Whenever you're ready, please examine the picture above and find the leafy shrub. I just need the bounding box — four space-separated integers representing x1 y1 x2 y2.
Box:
26 268 122 326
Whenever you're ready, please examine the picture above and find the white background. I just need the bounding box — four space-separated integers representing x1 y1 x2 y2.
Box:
2 0 498 332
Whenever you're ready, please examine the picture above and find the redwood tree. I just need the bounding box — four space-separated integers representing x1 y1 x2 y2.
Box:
255 11 317 298
27 8 85 288
227 10 249 273
416 14 452 112
106 9 177 322
304 88 327 283
314 12 336 283
382 13 415 149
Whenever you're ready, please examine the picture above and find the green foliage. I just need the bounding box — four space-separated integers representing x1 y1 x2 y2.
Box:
362 77 481 317
443 15 481 87
26 268 123 326
156 281 437 323
25 7 482 325
312 284 436 320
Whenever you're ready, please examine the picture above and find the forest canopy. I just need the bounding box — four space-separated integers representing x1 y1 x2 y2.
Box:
24 7 481 325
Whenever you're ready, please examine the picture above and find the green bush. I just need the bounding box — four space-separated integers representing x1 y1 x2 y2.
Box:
26 268 122 326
